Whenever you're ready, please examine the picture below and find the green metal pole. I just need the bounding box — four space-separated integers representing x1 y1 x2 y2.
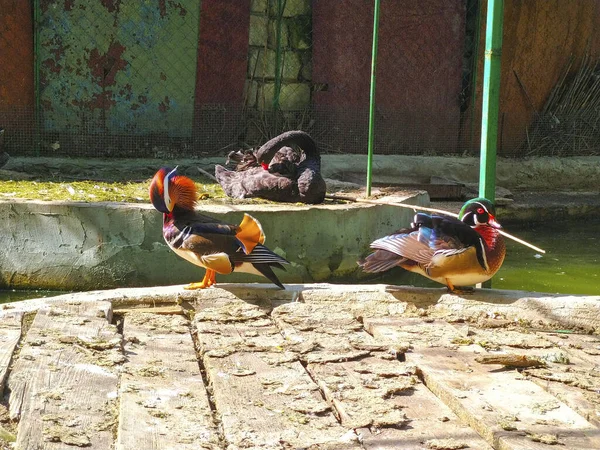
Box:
273 0 285 111
479 0 504 202
366 0 381 197
33 0 41 156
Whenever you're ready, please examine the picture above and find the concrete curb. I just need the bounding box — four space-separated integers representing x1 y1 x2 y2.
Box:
0 192 427 290
4 283 599 332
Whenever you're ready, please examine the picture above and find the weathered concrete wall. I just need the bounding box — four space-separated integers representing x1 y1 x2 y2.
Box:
0 193 427 291
320 155 600 191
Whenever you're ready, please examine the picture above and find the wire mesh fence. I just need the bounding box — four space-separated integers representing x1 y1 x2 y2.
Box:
1 0 599 159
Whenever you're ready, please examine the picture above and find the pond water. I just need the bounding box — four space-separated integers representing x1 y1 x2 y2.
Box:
0 289 66 304
494 220 599 295
359 219 600 296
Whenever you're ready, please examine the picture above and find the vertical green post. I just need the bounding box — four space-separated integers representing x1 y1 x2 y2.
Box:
366 0 381 197
33 0 41 156
479 0 504 202
273 0 285 111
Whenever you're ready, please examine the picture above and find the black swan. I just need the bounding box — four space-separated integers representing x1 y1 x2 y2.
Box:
214 130 326 204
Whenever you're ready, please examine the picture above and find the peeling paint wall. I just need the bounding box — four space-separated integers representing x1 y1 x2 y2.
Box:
38 0 201 137
0 0 35 142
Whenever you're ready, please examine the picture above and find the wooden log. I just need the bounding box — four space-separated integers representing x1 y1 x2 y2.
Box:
431 293 600 333
194 299 360 449
271 302 388 363
8 301 121 449
116 312 219 450
538 332 600 366
521 331 600 427
112 305 185 315
310 358 493 450
475 353 546 368
272 303 492 449
0 312 23 392
366 318 600 450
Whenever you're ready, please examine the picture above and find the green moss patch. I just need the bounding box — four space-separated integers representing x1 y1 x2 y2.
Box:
0 178 232 204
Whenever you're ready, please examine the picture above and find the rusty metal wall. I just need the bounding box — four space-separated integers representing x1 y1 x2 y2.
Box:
0 0 35 149
462 0 600 156
313 0 465 155
37 0 200 155
1 0 600 158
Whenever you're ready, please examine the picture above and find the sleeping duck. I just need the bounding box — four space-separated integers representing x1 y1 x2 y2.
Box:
149 167 289 289
214 130 326 204
358 198 506 292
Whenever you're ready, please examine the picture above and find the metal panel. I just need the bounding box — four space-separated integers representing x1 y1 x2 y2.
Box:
38 0 200 137
0 0 34 140
195 0 250 105
313 0 465 154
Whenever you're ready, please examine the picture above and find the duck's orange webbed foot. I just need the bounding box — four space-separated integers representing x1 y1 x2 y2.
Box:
445 280 475 295
185 269 217 290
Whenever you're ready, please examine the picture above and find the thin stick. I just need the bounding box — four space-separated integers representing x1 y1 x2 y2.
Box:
196 166 218 182
326 194 546 254
497 229 546 254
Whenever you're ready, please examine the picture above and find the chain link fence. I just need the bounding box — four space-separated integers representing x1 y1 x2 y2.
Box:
1 0 599 159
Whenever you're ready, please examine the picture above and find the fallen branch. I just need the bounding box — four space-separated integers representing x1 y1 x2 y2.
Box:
475 353 546 368
196 166 218 182
325 194 546 254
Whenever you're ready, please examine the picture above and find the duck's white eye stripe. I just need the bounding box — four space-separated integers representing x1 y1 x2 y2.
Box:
164 166 178 205
474 202 489 213
461 211 474 222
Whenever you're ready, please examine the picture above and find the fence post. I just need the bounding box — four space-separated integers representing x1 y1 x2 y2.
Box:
273 0 285 112
479 0 504 202
33 0 41 156
367 0 381 197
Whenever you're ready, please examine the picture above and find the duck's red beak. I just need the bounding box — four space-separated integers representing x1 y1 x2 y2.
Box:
260 162 269 170
488 215 502 229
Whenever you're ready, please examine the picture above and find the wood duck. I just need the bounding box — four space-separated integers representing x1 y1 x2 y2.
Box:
214 130 326 204
149 167 289 289
358 198 506 292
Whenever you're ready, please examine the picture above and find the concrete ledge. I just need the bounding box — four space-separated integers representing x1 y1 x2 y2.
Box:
0 192 427 290
4 283 599 333
5 155 600 190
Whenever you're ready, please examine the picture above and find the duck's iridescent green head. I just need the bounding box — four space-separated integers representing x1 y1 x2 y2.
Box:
459 197 501 228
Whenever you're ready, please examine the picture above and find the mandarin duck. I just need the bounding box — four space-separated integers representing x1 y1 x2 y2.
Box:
214 130 326 204
149 167 289 289
358 198 506 292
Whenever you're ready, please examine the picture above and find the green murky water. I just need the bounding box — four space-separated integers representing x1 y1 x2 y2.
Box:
493 221 599 295
0 290 66 304
361 220 600 295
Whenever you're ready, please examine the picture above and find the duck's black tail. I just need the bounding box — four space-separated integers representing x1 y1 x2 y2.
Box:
231 244 290 289
253 263 287 289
